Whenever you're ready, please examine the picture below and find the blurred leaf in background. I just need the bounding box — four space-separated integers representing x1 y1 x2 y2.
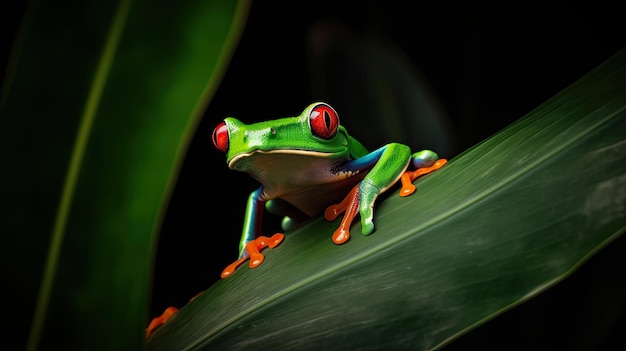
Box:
307 21 457 156
0 0 249 349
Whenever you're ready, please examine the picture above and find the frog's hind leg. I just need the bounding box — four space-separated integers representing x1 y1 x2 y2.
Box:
325 143 412 243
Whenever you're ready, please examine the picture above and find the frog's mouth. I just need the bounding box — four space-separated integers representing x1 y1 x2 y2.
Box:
227 149 342 170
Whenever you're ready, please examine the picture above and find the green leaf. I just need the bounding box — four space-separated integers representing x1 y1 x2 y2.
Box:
146 48 626 350
1 0 250 350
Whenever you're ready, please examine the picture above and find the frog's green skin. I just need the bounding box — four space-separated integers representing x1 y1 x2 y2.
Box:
212 102 442 270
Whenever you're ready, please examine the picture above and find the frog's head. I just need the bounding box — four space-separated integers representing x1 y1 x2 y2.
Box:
212 102 352 171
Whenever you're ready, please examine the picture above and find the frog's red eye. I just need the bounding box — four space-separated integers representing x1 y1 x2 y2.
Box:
212 121 229 153
309 103 339 139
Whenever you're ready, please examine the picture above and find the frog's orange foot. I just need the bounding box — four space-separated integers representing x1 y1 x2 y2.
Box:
399 158 447 197
145 290 205 338
332 227 351 244
221 233 284 279
146 306 178 338
325 185 360 245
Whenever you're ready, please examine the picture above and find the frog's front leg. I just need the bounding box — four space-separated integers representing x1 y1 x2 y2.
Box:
325 145 446 244
325 143 411 243
221 187 284 278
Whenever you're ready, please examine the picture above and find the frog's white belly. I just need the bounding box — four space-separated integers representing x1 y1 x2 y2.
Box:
231 151 369 216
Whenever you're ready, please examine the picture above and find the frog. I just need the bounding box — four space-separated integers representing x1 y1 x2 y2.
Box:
213 102 447 277
145 102 446 338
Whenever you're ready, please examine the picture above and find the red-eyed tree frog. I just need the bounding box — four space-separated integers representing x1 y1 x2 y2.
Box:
212 102 446 277
145 102 446 338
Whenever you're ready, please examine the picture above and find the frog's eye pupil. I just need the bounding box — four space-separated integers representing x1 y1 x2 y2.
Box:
212 121 229 153
309 103 339 139
323 111 332 129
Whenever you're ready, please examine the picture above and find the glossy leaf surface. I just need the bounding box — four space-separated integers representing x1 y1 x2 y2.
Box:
147 48 626 350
